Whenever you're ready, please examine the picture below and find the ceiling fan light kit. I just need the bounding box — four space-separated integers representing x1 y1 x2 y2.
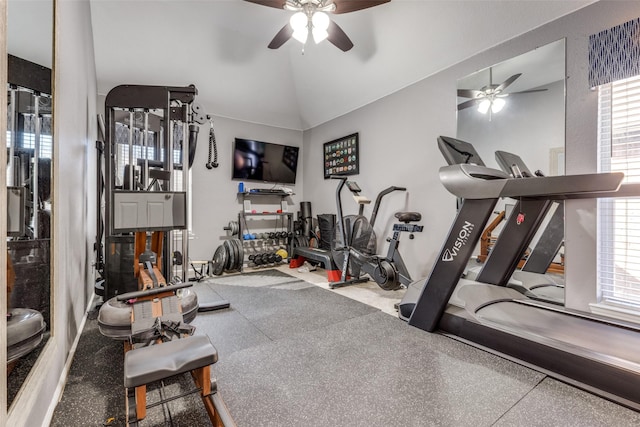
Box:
289 10 330 44
477 97 506 114
490 97 506 113
311 11 330 43
477 99 491 114
246 0 390 51
290 12 309 43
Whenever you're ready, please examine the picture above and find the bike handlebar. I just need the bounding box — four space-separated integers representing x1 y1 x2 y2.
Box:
371 186 407 227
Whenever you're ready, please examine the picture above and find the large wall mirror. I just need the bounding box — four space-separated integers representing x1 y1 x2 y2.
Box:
456 39 566 302
6 0 54 409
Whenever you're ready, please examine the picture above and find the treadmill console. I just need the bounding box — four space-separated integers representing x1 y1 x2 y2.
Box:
438 136 485 166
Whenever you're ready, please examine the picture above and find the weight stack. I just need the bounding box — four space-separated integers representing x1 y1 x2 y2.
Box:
317 214 335 250
300 202 313 238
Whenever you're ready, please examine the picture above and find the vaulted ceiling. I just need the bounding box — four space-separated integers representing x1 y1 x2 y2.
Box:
90 0 595 130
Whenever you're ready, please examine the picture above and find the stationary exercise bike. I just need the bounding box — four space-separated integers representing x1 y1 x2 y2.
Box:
330 176 422 290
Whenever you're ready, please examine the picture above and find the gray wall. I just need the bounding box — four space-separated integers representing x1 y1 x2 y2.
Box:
5 1 98 426
302 1 640 311
189 116 302 261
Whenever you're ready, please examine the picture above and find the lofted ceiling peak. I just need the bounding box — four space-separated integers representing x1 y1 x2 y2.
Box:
90 0 594 130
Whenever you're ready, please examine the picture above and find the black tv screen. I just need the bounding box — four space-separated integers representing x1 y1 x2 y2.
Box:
232 138 299 184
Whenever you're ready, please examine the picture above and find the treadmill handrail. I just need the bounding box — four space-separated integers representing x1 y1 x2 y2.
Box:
439 164 626 200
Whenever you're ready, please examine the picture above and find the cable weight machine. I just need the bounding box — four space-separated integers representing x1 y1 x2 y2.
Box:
96 85 204 299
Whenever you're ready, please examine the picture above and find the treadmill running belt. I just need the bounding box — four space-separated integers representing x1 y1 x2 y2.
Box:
458 284 640 371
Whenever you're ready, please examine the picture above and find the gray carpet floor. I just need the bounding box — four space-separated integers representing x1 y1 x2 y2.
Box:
51 270 640 426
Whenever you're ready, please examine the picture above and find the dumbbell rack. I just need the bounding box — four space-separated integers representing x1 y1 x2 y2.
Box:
237 192 294 271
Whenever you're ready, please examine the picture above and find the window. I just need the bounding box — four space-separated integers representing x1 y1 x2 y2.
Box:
597 75 640 310
6 115 53 159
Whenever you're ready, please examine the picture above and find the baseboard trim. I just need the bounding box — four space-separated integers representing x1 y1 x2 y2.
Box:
42 294 97 426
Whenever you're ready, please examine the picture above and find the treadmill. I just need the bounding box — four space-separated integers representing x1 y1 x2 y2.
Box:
465 149 565 304
494 149 565 278
402 136 640 410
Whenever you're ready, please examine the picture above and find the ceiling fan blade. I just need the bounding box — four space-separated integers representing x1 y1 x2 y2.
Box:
509 88 549 95
327 20 354 51
457 99 480 111
457 89 485 99
495 73 522 93
332 0 390 14
244 0 287 10
268 24 294 49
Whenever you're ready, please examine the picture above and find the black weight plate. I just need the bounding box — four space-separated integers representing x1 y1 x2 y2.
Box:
230 238 240 271
224 240 235 271
227 239 236 271
211 245 227 276
234 239 244 270
229 239 238 271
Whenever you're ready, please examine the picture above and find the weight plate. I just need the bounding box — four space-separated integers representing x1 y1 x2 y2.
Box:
229 238 239 271
230 239 239 270
224 240 235 271
211 245 227 276
226 220 239 236
231 239 240 271
234 238 244 270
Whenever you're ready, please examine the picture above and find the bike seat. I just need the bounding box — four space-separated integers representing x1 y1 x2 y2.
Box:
395 212 422 223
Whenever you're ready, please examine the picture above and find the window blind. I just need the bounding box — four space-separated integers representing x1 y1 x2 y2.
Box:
6 115 53 159
598 75 640 309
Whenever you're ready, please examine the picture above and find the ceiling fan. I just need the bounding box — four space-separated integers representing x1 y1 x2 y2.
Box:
245 0 390 51
457 69 547 115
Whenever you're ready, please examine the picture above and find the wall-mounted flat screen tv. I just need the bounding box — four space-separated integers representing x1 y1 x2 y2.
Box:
232 138 299 184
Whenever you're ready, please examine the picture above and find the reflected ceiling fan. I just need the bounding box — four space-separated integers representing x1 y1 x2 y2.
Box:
245 0 390 51
457 69 547 115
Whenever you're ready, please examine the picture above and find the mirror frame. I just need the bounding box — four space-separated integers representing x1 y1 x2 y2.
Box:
1 0 9 417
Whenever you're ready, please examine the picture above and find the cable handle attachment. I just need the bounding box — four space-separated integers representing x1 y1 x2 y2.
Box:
206 115 219 169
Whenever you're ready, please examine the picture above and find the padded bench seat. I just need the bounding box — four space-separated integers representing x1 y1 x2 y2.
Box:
124 335 218 388
292 247 335 270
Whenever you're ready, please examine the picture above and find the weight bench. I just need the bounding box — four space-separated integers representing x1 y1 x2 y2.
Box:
291 246 345 280
124 334 235 426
